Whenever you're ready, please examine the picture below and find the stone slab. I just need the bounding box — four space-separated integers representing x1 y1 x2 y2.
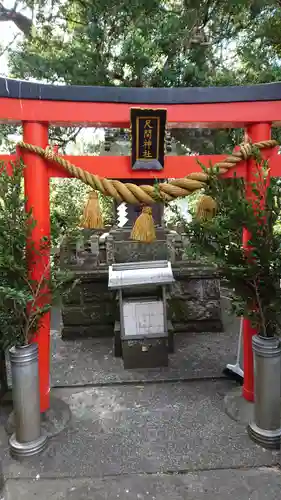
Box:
0 380 278 480
51 329 236 386
224 387 254 425
4 467 281 500
62 303 115 326
61 324 114 339
5 394 71 438
112 240 168 263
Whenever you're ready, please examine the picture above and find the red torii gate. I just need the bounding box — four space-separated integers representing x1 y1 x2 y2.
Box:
0 77 280 413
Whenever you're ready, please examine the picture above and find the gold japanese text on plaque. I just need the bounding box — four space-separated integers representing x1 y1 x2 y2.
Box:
131 108 167 171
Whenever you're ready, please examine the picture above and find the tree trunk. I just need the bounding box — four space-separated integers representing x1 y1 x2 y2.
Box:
0 3 32 36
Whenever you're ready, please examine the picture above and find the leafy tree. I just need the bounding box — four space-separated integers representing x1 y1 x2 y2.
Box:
4 0 281 153
50 178 88 248
5 1 242 86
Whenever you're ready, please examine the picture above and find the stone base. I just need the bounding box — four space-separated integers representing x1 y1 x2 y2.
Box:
224 387 254 425
62 324 114 340
5 394 71 439
61 266 116 341
9 433 47 459
173 320 223 333
61 266 223 340
248 422 281 450
41 395 72 437
62 320 223 339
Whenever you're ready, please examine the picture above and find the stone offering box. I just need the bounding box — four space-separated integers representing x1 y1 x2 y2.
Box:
108 261 175 369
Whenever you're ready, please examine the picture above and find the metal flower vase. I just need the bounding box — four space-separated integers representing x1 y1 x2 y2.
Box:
9 343 47 458
248 335 281 450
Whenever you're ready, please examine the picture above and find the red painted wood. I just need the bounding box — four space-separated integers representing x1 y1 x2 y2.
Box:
47 155 246 179
1 97 281 127
242 123 272 403
22 122 50 413
1 149 279 179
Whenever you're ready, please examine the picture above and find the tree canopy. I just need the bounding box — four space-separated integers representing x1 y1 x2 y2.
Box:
1 0 281 152
1 0 279 86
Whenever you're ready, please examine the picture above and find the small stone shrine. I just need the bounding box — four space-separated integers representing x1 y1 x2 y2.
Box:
60 221 222 340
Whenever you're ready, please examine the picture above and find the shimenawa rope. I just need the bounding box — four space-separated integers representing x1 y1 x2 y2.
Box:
17 140 277 205
17 139 277 241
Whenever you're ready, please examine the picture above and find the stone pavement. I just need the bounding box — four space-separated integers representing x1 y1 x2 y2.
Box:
4 467 281 499
50 302 240 387
1 298 281 499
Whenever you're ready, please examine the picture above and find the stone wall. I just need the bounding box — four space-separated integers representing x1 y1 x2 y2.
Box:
61 267 116 339
169 264 222 332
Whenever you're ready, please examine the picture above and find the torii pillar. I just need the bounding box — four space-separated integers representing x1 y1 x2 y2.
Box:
242 122 271 402
22 122 50 413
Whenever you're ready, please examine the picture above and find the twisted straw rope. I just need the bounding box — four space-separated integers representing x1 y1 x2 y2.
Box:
17 140 277 205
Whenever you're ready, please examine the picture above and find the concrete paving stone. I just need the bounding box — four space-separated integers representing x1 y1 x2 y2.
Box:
4 467 281 499
224 386 255 424
50 330 238 386
0 380 278 480
50 300 240 387
5 394 72 438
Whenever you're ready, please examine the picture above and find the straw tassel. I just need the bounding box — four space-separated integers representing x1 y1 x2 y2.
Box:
196 195 217 220
130 206 156 243
80 191 104 229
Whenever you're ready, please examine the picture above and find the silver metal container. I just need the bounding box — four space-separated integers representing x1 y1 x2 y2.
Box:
9 343 47 458
248 335 281 450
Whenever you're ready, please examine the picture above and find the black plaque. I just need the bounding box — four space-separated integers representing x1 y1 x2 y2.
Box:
131 108 167 171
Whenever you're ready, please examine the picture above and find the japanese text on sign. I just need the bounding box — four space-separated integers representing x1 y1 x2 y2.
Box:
136 117 160 161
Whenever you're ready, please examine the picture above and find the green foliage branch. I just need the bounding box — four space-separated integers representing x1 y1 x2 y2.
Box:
184 149 281 337
0 160 76 350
